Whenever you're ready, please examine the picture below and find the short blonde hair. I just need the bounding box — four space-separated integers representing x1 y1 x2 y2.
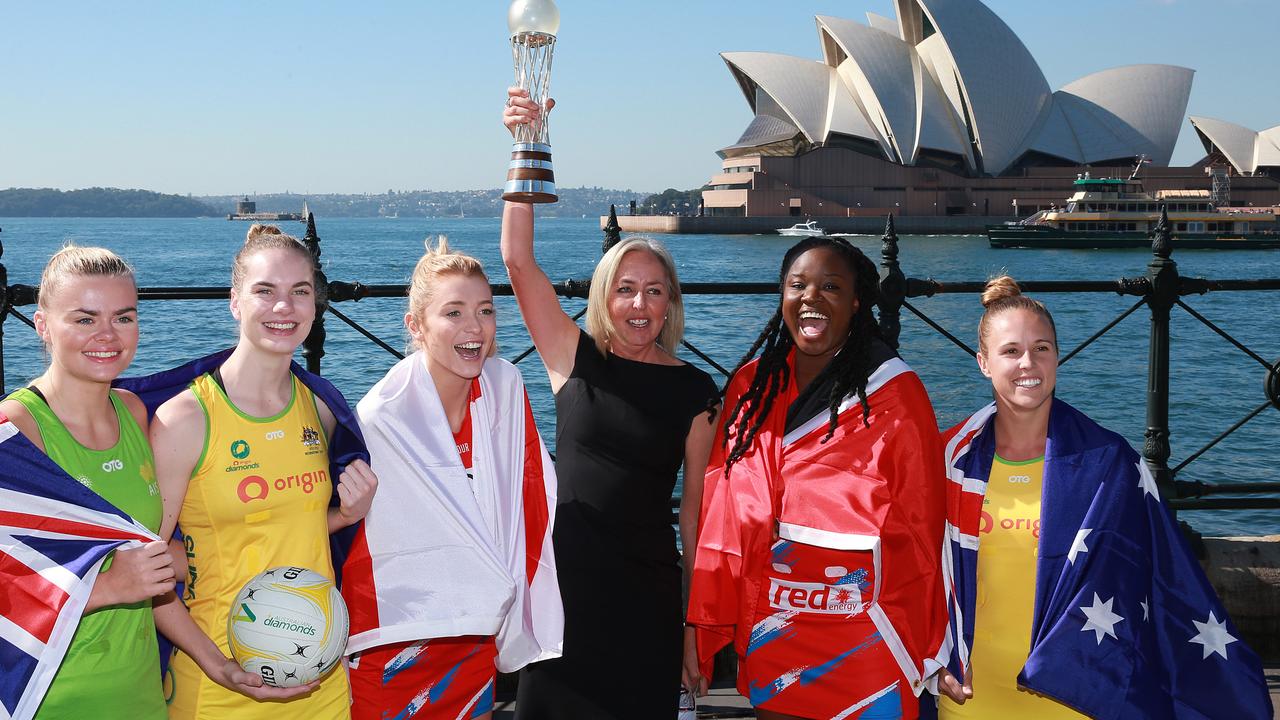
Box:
231 224 317 297
38 244 135 310
978 274 1057 354
407 235 495 355
585 237 684 356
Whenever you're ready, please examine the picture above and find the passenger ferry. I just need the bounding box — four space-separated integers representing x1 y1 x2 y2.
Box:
987 174 1280 249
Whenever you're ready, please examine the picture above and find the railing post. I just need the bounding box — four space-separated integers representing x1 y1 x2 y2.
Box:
300 213 327 374
0 227 7 395
877 215 904 349
602 204 622 254
1144 209 1178 504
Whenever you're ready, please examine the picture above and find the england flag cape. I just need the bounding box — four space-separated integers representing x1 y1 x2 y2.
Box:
941 399 1272 719
341 353 562 672
688 348 948 696
0 419 162 720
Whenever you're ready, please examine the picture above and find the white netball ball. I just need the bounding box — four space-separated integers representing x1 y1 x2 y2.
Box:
226 566 349 688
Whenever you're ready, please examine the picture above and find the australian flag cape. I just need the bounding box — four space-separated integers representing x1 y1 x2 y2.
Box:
941 398 1272 719
0 417 162 720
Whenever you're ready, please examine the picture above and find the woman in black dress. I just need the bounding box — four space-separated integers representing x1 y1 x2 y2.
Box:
502 89 719 719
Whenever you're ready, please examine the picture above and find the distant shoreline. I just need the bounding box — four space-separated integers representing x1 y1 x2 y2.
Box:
1 186 658 219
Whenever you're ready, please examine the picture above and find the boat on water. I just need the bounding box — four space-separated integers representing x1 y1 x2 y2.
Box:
988 173 1280 249
777 219 826 237
227 197 306 222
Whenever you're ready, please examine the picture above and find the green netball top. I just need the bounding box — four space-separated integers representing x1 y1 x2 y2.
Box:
7 387 165 720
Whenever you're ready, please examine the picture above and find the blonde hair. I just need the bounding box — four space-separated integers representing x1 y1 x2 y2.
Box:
38 244 136 310
407 236 495 354
585 237 685 356
978 275 1057 354
231 224 317 295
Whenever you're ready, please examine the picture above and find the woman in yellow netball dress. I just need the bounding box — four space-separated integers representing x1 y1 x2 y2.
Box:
150 226 377 719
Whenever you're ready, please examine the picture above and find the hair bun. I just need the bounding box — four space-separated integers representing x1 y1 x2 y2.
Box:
423 234 451 256
981 275 1022 308
246 224 284 242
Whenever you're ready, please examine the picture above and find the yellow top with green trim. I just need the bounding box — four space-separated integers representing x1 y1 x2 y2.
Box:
167 372 349 719
941 455 1086 720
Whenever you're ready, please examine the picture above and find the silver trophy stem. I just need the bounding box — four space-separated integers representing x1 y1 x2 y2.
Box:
505 32 557 203
511 32 555 145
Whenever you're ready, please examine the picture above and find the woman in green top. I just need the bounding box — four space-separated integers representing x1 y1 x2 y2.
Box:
0 246 176 719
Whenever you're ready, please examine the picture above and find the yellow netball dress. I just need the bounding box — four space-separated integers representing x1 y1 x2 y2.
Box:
167 372 350 719
940 456 1086 720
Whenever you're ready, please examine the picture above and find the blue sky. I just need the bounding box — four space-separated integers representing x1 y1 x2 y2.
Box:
3 0 1276 195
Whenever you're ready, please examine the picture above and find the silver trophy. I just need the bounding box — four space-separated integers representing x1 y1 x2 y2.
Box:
503 0 559 204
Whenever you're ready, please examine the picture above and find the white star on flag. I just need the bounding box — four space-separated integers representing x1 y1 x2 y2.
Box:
1189 610 1238 660
1068 528 1092 564
1080 593 1124 644
1140 597 1149 621
1137 462 1160 499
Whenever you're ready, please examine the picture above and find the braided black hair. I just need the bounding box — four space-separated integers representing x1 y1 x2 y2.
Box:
721 236 883 474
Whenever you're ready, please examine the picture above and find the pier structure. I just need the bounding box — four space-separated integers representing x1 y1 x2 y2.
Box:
1 209 1277 704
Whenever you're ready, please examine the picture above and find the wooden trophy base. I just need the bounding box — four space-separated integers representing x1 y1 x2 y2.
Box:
503 142 558 204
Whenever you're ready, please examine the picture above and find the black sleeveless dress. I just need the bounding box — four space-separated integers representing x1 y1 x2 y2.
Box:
516 331 719 719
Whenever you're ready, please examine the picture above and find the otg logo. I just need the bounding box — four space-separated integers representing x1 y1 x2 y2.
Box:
231 439 251 459
265 430 285 441
237 475 270 503
101 458 125 473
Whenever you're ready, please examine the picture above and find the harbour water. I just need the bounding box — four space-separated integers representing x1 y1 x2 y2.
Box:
2 216 1277 537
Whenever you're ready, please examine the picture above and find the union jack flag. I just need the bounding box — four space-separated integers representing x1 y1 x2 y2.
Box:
940 399 1272 719
0 420 160 720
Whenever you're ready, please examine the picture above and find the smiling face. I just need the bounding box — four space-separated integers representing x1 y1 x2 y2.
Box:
977 308 1058 415
407 273 496 387
604 249 672 358
35 274 139 385
781 246 857 369
229 247 316 356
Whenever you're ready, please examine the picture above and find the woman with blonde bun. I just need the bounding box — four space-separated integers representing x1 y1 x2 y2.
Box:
342 237 561 720
0 246 172 720
934 276 1270 719
148 224 377 719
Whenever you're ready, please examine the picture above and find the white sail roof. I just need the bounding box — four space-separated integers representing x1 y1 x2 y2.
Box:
1059 65 1194 166
1255 125 1280 169
1026 100 1085 164
913 0 1051 174
1191 116 1260 173
719 0 1203 177
817 16 916 163
866 12 900 36
722 52 833 145
1191 117 1280 174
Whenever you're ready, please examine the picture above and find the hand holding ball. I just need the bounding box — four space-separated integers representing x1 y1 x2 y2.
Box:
226 566 349 688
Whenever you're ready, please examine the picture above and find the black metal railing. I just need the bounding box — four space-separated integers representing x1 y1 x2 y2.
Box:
2 207 1278 521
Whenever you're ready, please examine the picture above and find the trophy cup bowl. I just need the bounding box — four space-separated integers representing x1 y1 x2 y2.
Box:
504 0 560 204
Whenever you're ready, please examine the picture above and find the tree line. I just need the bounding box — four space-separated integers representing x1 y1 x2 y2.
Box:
0 188 217 217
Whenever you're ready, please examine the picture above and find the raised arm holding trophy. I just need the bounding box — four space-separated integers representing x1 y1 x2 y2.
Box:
503 0 559 204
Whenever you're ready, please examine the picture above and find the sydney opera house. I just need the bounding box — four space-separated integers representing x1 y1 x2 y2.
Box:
702 0 1280 218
